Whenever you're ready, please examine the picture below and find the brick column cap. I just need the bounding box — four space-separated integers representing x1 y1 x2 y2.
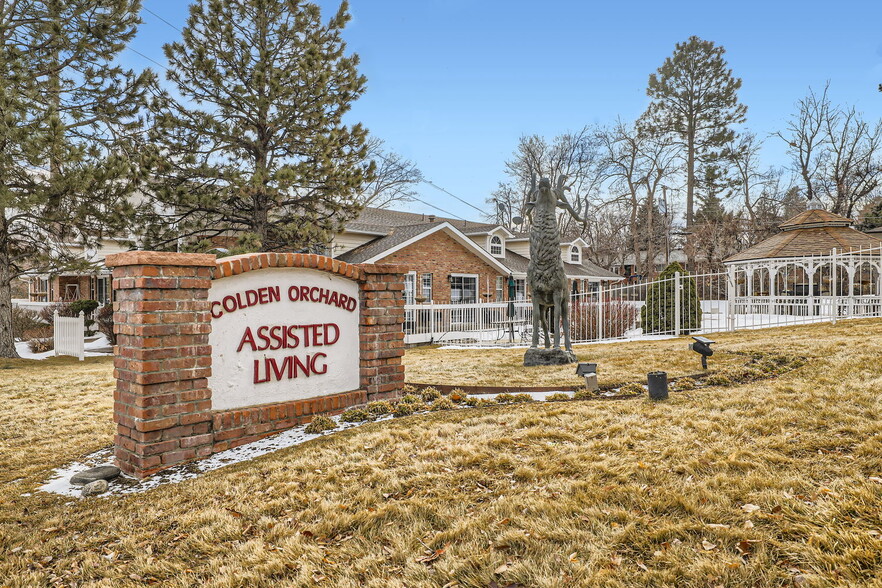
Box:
106 251 217 268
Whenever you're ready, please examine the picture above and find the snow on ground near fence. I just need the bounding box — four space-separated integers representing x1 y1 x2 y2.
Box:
14 335 112 361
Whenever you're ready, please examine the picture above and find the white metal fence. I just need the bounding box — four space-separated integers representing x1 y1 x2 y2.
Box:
404 247 882 346
54 310 85 360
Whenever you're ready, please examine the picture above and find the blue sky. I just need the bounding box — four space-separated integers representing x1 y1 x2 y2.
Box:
128 0 882 220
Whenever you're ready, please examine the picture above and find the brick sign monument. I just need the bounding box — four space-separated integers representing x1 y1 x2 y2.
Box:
105 251 405 478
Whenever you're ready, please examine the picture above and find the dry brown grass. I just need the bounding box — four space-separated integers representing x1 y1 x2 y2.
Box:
404 329 814 387
1 320 882 586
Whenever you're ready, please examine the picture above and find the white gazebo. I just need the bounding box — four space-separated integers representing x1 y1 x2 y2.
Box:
724 204 882 319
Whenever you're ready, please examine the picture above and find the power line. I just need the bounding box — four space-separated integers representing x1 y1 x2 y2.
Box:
126 46 167 70
371 149 488 220
408 195 467 221
143 6 182 33
422 178 487 216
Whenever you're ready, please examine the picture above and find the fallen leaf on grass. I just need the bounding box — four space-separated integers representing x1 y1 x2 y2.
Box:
416 546 446 565
706 523 730 529
741 504 761 513
868 476 882 484
225 508 243 518
701 540 717 551
737 540 760 556
743 520 755 529
494 562 510 574
609 554 623 567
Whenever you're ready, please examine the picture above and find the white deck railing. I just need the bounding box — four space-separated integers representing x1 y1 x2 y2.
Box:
54 310 85 360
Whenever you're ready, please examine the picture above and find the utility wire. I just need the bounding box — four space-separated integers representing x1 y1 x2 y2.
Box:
422 178 487 216
407 196 467 221
143 6 183 32
127 46 167 70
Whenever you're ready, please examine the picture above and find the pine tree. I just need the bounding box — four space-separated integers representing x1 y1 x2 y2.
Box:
143 0 374 253
644 37 747 231
0 1 153 358
640 261 702 334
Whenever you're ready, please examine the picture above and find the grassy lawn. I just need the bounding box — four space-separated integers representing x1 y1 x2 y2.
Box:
1 319 881 586
404 326 833 388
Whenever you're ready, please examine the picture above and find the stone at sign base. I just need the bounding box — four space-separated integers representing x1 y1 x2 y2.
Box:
81 479 109 496
523 347 577 366
70 465 120 486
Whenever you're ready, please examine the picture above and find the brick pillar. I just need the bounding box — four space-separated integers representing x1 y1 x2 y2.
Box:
359 264 406 400
106 251 216 478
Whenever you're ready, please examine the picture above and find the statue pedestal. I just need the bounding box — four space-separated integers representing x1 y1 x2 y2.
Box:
523 347 577 367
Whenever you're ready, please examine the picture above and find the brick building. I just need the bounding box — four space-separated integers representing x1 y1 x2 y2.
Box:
333 207 621 303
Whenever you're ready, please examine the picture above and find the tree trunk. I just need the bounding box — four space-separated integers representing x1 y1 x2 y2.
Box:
646 191 655 279
686 129 696 271
0 250 19 358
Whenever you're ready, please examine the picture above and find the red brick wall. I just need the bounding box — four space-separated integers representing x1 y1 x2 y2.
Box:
381 230 505 303
107 251 405 479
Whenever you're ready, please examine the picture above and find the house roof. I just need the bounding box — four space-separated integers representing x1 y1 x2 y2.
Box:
346 207 500 235
338 219 622 281
725 207 882 263
337 221 514 275
337 221 445 264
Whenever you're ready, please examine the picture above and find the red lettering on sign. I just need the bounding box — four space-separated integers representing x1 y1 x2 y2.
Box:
238 327 256 352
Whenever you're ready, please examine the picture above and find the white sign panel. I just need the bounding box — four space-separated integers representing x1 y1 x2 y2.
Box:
208 267 360 411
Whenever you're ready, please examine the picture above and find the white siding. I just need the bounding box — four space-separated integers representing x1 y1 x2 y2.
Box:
331 231 380 256
507 240 530 258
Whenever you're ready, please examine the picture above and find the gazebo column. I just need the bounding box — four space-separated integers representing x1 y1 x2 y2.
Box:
746 269 754 314
769 266 778 315
807 261 816 317
846 264 855 317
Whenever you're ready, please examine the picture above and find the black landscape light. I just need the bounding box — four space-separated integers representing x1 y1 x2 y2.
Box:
689 336 715 370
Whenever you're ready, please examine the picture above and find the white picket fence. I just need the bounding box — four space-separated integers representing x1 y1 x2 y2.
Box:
404 247 882 346
54 310 85 360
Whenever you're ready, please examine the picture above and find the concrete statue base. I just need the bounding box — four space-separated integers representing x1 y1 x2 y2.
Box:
523 347 577 367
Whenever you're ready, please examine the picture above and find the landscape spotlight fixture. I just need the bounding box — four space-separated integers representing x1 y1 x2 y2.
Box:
689 336 715 370
576 362 598 391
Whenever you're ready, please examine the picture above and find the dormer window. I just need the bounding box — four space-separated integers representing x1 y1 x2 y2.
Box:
489 235 504 257
570 245 580 264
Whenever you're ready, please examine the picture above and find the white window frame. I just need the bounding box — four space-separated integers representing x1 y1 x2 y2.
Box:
489 235 504 257
570 245 581 264
420 273 433 302
449 273 479 303
514 278 527 301
495 276 504 301
404 271 417 305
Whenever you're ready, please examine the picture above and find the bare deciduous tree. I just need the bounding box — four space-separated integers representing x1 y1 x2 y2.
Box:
357 138 423 208
776 85 882 217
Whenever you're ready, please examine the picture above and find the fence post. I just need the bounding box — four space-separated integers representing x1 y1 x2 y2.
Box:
674 271 682 336
597 284 604 341
77 311 84 360
53 311 59 357
726 266 736 332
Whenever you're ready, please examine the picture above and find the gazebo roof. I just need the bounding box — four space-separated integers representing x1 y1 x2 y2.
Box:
778 209 852 230
725 207 882 263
